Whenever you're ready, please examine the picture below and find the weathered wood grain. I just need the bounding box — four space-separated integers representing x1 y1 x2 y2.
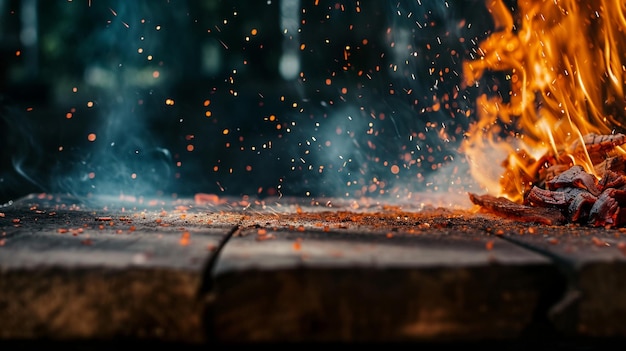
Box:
0 195 240 343
499 226 626 338
3 194 626 345
208 208 563 342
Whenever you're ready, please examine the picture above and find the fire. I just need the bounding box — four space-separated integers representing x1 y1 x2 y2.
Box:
462 0 626 202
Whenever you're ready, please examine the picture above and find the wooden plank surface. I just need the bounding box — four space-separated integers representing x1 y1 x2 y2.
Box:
208 205 563 343
0 194 240 343
3 193 626 345
496 223 626 338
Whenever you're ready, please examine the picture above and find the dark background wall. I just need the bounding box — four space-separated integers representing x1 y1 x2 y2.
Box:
0 0 508 204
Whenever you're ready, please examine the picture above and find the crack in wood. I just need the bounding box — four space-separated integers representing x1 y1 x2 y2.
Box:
496 235 580 336
198 224 242 297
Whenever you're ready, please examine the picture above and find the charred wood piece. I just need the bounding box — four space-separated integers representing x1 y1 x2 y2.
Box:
566 189 597 222
526 186 596 223
525 186 568 207
598 169 626 191
471 133 626 228
587 189 623 227
468 193 566 226
546 165 601 196
567 133 626 154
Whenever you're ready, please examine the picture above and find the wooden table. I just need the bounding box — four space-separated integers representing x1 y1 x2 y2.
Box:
1 193 625 348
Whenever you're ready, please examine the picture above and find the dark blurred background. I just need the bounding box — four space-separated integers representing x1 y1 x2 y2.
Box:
0 0 508 204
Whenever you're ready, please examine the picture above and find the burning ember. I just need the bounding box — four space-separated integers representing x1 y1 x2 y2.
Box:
463 0 626 227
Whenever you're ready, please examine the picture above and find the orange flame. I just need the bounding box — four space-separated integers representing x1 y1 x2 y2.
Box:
462 0 626 202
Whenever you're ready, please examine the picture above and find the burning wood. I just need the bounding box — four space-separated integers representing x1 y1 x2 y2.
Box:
460 0 626 228
468 192 565 226
470 133 626 228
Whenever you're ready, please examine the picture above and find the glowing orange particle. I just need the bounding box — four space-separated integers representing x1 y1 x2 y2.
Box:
222 129 229 135
325 78 332 85
203 99 211 107
251 28 258 35
390 165 400 174
87 133 97 142
486 240 494 250
66 112 73 119
432 101 441 112
165 98 175 105
87 101 94 108
195 193 221 205
152 71 160 78
186 144 194 152
205 111 212 117
180 231 190 246
591 237 605 247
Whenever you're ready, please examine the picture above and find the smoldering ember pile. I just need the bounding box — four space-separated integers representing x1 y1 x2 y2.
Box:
469 133 626 228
